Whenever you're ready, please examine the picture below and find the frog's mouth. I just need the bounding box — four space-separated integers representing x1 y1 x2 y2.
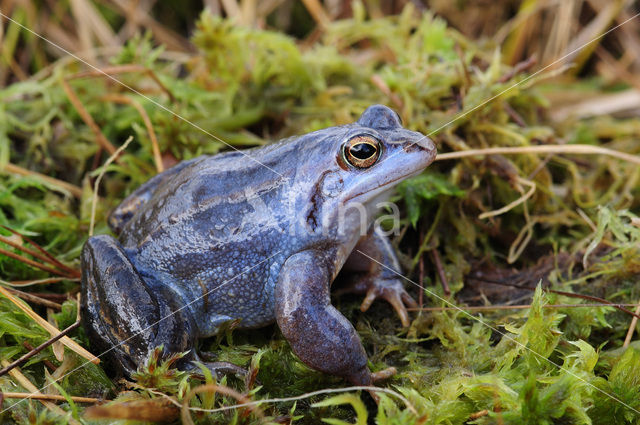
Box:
344 168 423 203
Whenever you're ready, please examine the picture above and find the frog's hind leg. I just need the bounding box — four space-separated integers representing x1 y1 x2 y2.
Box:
81 234 197 376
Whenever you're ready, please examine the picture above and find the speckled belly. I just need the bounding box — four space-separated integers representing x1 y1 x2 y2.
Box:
131 246 284 338
193 264 278 336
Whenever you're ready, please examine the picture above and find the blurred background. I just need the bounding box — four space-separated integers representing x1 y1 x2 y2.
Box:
1 0 639 85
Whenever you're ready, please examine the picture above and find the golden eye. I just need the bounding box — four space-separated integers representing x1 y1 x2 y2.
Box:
343 135 381 168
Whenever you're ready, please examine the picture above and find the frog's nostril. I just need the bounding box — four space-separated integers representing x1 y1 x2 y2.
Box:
402 136 435 154
415 136 434 151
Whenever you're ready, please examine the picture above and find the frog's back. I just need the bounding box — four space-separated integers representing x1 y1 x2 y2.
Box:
116 140 308 334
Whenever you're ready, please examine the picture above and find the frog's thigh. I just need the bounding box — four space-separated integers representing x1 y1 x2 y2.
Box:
275 250 372 386
81 235 196 375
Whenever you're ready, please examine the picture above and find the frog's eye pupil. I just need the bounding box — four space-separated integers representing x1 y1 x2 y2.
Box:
343 135 381 168
350 143 376 160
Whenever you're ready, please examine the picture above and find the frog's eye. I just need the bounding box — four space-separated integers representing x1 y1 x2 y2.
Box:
343 135 382 168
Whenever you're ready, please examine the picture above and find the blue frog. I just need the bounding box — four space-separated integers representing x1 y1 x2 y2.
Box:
81 105 436 386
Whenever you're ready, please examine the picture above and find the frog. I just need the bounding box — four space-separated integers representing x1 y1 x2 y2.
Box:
81 104 436 387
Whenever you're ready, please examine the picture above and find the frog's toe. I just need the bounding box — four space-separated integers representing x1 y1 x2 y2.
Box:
359 279 417 327
371 366 397 382
185 360 248 381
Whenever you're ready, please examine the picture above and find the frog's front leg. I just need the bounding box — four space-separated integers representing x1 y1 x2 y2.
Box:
81 235 197 375
340 225 417 327
275 251 372 386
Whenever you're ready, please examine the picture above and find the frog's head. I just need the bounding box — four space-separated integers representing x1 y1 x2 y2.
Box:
296 104 436 237
338 104 436 204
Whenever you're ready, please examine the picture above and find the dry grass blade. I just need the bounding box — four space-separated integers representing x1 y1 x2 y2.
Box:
479 176 536 219
435 144 640 165
84 398 179 422
623 302 640 348
1 163 83 198
90 136 134 236
5 277 77 287
101 94 163 172
1 360 81 425
107 0 192 51
0 226 80 278
551 89 640 121
1 392 100 403
564 0 625 72
61 78 118 156
220 0 242 22
69 65 177 103
0 286 99 364
301 0 330 31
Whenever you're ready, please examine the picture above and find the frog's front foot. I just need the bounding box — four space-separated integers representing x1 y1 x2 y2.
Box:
81 235 197 376
358 278 417 327
340 225 418 327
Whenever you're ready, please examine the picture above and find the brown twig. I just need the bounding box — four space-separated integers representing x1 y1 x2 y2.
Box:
498 55 537 83
0 246 74 277
408 303 640 312
22 341 57 372
0 321 80 377
466 276 640 320
1 359 82 425
21 292 71 302
503 103 526 127
430 249 450 296
370 74 404 110
5 287 62 310
300 0 330 31
1 225 79 274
